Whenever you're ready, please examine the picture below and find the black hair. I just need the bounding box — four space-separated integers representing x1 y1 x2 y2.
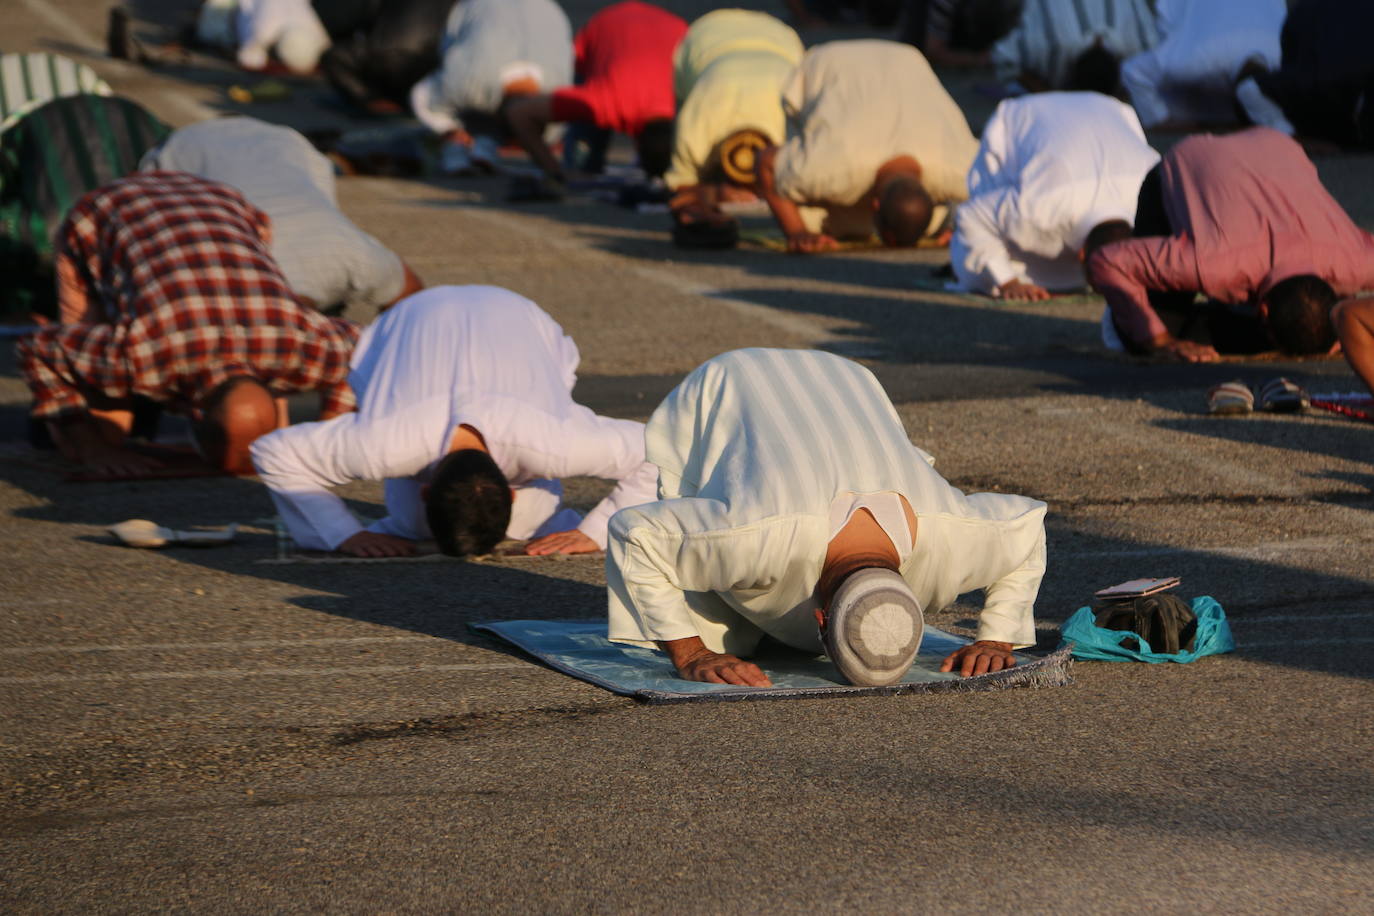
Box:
425 448 513 556
876 177 934 247
1067 39 1123 97
635 118 675 178
1265 274 1339 354
1082 219 1134 263
950 0 1025 52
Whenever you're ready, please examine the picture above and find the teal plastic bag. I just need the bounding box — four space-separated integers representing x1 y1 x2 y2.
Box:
1058 595 1235 663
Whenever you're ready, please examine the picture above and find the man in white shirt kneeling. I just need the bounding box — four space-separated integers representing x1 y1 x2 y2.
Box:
252 285 659 558
606 348 1048 687
951 91 1159 300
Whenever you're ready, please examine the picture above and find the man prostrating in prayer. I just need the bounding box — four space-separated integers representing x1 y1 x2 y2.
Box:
252 285 658 557
605 348 1048 686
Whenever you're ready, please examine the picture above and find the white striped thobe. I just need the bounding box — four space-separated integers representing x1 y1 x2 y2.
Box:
606 349 1047 656
992 0 1158 90
0 53 111 132
1120 0 1286 128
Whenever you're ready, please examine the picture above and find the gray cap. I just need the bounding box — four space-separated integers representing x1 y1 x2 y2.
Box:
822 567 924 686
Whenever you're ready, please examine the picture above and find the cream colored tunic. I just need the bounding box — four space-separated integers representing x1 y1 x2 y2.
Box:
665 9 803 190
606 349 1047 657
773 40 978 213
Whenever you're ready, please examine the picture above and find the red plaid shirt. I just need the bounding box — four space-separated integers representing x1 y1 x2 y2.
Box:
18 172 359 420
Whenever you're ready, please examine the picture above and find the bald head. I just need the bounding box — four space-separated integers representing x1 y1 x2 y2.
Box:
195 377 279 474
875 176 934 248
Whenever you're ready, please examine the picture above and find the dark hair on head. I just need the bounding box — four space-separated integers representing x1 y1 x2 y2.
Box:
876 176 934 247
425 448 512 556
193 375 272 468
635 118 675 178
1067 39 1123 97
950 0 1024 52
1082 219 1134 263
1265 274 1339 354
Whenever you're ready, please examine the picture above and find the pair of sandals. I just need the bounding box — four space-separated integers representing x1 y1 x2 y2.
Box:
1207 377 1311 415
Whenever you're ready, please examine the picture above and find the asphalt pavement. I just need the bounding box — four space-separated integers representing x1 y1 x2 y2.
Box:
2 1 1372 912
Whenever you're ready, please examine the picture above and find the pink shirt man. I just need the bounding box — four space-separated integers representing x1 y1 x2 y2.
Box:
1087 127 1374 349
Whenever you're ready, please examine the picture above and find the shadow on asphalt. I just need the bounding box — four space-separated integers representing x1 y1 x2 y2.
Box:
1156 415 1374 473
3 452 1374 681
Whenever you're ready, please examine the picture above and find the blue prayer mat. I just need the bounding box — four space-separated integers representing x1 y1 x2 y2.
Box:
471 619 1073 704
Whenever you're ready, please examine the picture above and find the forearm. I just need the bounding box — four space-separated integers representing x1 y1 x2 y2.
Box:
580 460 660 549
952 198 1021 293
756 146 810 239
504 96 564 182
658 635 711 671
1087 248 1173 348
977 534 1046 647
1336 299 1374 394
16 330 95 420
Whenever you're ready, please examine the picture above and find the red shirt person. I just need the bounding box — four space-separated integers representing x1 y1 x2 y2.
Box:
1087 127 1374 361
19 172 359 475
503 1 688 197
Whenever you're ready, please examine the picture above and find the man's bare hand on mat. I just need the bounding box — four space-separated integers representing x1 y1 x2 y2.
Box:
660 635 772 687
998 279 1051 301
940 640 1017 677
786 231 839 254
338 531 417 558
523 529 599 556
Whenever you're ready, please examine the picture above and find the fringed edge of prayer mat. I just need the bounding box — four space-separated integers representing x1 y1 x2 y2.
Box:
470 619 1074 704
633 645 1075 704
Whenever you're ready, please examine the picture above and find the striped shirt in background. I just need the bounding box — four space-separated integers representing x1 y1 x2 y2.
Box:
992 0 1157 89
0 53 111 132
18 172 359 420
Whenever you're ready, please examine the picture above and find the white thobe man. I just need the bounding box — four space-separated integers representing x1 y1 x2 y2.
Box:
606 348 1048 686
1121 0 1286 129
408 0 572 174
252 285 659 558
951 92 1160 300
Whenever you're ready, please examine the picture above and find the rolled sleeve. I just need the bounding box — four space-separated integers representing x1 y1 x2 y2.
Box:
1087 236 1201 346
952 188 1024 293
16 331 90 419
976 526 1046 647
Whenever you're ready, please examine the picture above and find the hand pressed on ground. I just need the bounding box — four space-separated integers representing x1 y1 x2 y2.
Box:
940 640 1017 677
659 635 772 687
787 231 839 254
998 279 1052 301
523 529 600 556
337 531 417 558
1156 337 1219 363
